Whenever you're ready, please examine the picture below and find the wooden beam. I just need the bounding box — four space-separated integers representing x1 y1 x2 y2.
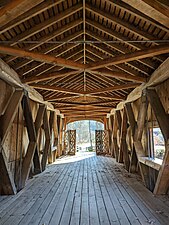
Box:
5 3 83 47
67 117 104 123
146 89 169 195
0 90 23 145
48 111 55 164
20 94 37 190
142 0 169 18
6 20 83 64
154 140 169 194
23 69 79 84
105 0 169 32
87 94 125 100
19 43 80 76
46 94 79 101
62 109 111 113
53 100 118 106
33 104 45 174
122 0 169 28
0 0 65 34
125 103 136 136
31 84 84 95
88 45 169 70
46 94 124 102
0 142 17 195
146 89 169 141
0 0 43 27
63 111 108 115
0 45 86 70
112 113 119 161
32 83 138 95
133 94 150 188
85 83 140 94
86 3 161 41
86 19 164 64
41 109 50 171
65 114 104 118
89 68 146 83
86 30 156 70
119 109 130 170
125 103 138 172
56 105 113 110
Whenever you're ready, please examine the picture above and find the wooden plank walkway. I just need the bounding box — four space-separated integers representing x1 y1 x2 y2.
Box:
0 152 169 225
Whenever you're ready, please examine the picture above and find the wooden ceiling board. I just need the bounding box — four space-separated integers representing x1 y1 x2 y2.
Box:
0 0 168 120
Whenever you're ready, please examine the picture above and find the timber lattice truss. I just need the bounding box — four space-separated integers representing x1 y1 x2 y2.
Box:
108 88 169 195
0 88 62 195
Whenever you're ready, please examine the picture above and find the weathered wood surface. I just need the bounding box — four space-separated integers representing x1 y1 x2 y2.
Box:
0 152 168 225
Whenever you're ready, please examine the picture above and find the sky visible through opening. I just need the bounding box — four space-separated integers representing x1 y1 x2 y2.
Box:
67 120 104 150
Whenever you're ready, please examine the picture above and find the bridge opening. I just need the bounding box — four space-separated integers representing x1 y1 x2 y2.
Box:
66 120 104 154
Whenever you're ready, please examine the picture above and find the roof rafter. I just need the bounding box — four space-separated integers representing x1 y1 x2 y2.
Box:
15 23 83 70
5 3 83 47
0 0 44 27
105 0 169 32
85 83 140 94
23 69 80 84
86 30 156 69
88 45 169 70
86 3 159 43
85 19 164 62
0 0 65 34
89 68 146 83
31 82 138 95
0 45 86 70
122 0 169 28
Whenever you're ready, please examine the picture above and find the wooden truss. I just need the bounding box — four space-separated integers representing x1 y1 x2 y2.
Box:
0 87 62 194
108 88 169 195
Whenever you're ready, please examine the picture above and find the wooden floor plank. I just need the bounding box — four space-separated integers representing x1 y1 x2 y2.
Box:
69 157 84 225
90 157 111 225
58 161 81 225
0 152 168 225
1 163 68 225
91 156 128 225
49 161 80 225
22 163 71 225
80 158 90 225
99 156 162 225
87 158 100 225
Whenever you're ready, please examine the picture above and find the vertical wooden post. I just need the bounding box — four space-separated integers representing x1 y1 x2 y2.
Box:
48 111 55 164
62 118 67 155
57 115 61 157
20 94 37 190
103 117 107 130
52 112 58 161
112 112 119 161
109 115 114 157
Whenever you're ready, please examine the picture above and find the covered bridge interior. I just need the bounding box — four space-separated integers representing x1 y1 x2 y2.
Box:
0 0 169 224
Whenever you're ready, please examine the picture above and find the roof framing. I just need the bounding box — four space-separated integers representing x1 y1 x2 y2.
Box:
0 0 168 121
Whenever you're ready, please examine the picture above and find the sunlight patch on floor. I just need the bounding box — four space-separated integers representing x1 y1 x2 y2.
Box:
53 152 96 164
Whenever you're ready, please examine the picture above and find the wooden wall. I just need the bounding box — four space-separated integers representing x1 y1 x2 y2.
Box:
0 78 62 195
108 78 169 195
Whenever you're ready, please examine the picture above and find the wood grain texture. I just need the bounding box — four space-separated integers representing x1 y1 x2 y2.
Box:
0 153 167 224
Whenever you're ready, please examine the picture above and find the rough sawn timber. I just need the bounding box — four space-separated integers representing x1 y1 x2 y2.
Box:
0 152 168 225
